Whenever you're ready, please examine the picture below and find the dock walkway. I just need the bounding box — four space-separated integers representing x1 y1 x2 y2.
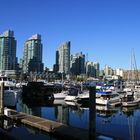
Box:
4 108 89 140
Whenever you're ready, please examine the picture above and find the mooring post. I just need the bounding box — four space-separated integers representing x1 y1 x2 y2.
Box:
89 85 96 140
0 82 4 115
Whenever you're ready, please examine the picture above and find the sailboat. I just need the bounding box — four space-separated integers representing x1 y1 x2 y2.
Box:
53 72 69 99
122 49 140 107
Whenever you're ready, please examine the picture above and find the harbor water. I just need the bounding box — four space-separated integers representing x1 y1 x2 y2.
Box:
2 96 140 140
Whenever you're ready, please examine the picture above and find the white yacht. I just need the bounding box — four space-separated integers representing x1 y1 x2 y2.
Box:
121 91 140 107
54 90 69 99
0 75 16 87
76 90 89 103
0 75 21 107
64 87 79 102
16 81 28 88
4 86 21 107
96 90 121 106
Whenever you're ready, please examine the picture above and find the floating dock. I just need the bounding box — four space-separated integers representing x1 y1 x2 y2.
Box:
4 108 89 140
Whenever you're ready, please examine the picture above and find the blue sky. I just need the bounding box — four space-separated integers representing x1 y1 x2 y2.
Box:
0 0 140 70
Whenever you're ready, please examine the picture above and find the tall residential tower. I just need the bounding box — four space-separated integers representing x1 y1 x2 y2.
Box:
70 52 85 75
0 30 17 70
23 34 43 73
58 41 70 74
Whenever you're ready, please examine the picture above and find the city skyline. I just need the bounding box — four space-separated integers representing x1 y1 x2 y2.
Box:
1 0 140 70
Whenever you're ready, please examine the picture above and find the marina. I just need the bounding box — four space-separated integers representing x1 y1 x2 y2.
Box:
1 92 140 140
1 0 140 139
0 80 140 139
4 108 89 140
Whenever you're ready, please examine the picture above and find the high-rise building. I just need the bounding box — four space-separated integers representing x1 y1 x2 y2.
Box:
93 62 100 78
104 65 114 76
53 50 59 73
0 30 17 70
58 41 70 74
23 34 43 73
86 61 100 78
70 52 85 75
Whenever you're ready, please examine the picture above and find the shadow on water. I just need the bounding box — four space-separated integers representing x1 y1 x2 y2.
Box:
22 96 54 107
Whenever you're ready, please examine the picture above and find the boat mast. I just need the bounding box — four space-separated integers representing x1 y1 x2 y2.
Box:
131 48 139 84
128 48 139 86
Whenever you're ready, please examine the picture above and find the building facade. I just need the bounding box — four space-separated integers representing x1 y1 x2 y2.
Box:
0 30 17 71
86 61 100 78
23 34 43 73
58 41 70 74
104 65 114 76
115 68 124 77
53 50 59 73
70 52 85 76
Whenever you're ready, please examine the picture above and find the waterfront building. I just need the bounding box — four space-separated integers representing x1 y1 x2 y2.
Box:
86 61 100 78
23 34 44 73
115 68 124 77
58 41 70 74
104 65 114 76
99 70 104 78
93 62 100 78
0 30 17 71
19 58 23 70
123 70 140 81
53 50 59 73
70 52 85 76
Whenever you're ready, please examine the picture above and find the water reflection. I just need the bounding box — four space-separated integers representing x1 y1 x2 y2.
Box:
96 105 119 125
122 106 139 117
0 117 56 140
122 106 140 140
16 97 140 140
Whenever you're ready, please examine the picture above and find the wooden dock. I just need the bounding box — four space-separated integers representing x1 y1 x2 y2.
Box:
4 108 90 140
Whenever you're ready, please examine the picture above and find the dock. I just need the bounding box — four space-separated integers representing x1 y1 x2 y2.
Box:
4 108 89 140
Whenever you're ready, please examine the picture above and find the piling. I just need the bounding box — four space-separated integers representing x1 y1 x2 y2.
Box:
0 82 4 115
89 86 96 140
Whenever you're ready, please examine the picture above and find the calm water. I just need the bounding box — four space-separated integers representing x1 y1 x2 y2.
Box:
15 97 140 140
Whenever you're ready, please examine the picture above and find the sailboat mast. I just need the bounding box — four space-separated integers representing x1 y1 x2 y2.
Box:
128 48 139 84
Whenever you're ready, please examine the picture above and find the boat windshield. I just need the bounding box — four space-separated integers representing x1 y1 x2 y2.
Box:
101 93 119 99
0 77 8 81
3 77 8 81
4 86 14 90
97 91 112 94
68 88 78 96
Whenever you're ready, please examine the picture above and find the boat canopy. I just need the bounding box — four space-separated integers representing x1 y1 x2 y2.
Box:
96 91 112 95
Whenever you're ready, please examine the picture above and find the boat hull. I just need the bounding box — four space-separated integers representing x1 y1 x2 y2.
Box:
4 91 19 107
122 100 139 107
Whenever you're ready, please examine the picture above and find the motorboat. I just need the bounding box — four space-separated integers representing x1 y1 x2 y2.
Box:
64 87 79 102
0 75 16 87
96 90 121 106
16 81 28 88
121 91 139 107
4 86 21 107
76 90 89 103
0 75 21 107
54 90 69 99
